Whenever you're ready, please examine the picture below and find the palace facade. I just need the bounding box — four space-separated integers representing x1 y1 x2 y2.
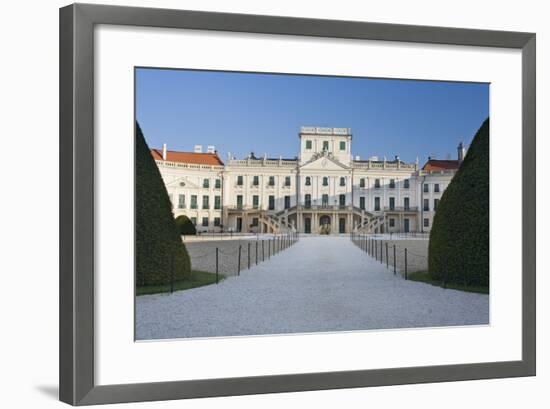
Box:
152 127 463 235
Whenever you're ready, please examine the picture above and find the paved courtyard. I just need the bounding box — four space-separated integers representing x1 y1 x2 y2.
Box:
136 236 489 340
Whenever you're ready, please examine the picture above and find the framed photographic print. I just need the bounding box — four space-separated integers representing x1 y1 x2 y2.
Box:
59 3 536 406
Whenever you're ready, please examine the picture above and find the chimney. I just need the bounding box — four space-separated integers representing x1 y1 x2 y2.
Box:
194 145 202 153
457 142 466 162
162 143 167 161
207 145 215 154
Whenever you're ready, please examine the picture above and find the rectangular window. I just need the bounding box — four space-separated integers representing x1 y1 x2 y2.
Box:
268 176 275 186
424 183 429 193
389 218 395 227
340 177 346 186
359 196 365 210
322 141 329 151
202 217 209 227
305 176 311 186
203 178 209 188
202 195 209 209
214 217 221 227
214 195 221 210
434 198 439 211
190 195 197 209
374 197 380 211
268 195 275 210
339 141 346 151
322 177 329 186
322 194 329 207
215 178 221 189
252 195 259 209
285 176 291 186
252 217 259 227
423 198 430 211
424 218 430 228
253 175 259 186
404 197 410 211
304 194 311 208
389 197 395 210
434 183 440 193
190 217 197 225
404 179 410 189
237 175 243 186
375 178 381 189
389 179 395 189
305 140 312 149
339 194 346 207
178 194 185 209
359 178 365 188
236 195 243 209
284 195 291 209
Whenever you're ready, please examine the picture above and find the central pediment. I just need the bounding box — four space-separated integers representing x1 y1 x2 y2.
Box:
166 176 200 189
300 155 349 171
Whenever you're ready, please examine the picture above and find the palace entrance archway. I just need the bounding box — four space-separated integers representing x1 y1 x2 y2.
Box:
319 215 331 234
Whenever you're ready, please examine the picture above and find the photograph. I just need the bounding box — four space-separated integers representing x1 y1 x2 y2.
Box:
134 68 490 340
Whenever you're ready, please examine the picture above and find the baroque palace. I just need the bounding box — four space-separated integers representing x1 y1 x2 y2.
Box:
152 127 464 235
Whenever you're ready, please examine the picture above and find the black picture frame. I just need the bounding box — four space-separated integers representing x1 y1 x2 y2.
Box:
59 3 536 406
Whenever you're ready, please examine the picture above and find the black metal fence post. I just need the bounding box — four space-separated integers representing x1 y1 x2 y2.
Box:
248 242 251 269
405 248 408 280
380 241 383 264
386 242 389 268
170 253 174 294
255 241 258 265
215 247 219 284
238 244 241 276
262 240 265 262
393 245 396 274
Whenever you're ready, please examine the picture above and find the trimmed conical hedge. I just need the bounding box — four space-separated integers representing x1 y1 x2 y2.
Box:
428 118 489 287
136 123 191 286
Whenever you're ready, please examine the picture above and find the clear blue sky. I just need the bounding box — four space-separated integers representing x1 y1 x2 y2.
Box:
136 68 488 164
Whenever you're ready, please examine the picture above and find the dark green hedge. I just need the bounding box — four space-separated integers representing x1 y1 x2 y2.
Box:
135 123 191 286
175 215 197 235
428 118 489 287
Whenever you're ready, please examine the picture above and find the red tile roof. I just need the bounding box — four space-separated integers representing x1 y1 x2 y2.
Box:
422 159 460 171
151 149 224 166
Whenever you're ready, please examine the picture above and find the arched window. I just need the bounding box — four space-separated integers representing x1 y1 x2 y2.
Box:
322 177 329 186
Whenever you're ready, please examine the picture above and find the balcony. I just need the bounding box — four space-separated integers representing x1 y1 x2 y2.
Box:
384 206 418 213
297 204 353 211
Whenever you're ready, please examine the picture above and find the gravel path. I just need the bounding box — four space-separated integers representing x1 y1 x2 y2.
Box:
136 236 489 340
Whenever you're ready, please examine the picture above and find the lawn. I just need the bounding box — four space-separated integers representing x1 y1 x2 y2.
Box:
407 271 489 294
136 270 224 296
